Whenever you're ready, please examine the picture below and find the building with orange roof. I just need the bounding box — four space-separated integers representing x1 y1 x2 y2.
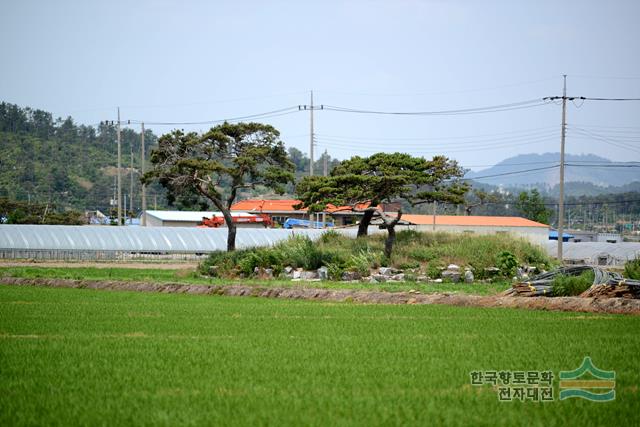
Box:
393 214 549 246
230 199 366 226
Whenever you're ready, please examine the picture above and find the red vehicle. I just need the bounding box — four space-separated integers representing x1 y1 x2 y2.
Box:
197 213 272 228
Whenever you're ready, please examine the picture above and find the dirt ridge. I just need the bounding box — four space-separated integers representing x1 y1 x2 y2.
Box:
2 277 639 315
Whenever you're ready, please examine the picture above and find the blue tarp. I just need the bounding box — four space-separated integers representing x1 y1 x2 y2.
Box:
283 218 334 229
549 230 574 241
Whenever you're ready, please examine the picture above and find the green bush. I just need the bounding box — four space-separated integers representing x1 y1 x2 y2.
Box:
552 270 595 296
426 263 442 279
624 258 640 280
496 251 518 277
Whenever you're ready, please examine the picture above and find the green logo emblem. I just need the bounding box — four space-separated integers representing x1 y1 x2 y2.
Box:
559 357 615 402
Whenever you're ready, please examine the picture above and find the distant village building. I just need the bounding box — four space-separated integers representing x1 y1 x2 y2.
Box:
230 199 364 226
142 210 266 228
395 215 549 246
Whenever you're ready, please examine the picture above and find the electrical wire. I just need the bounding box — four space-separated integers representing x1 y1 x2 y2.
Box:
321 99 549 116
122 106 301 126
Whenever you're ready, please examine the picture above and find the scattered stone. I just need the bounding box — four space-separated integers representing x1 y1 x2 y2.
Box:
484 267 500 276
264 268 274 279
372 274 387 282
317 266 328 280
369 276 379 284
526 266 538 275
441 270 461 283
430 278 443 283
379 267 393 276
341 271 362 281
464 270 474 283
284 266 294 274
300 271 319 280
292 270 302 279
447 264 460 271
391 273 405 281
390 268 404 274
407 298 417 304
416 275 429 283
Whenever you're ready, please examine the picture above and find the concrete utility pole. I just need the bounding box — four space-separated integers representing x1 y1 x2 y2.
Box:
117 107 122 226
141 122 147 226
557 75 568 261
544 76 580 261
130 136 134 220
432 201 437 231
310 91 314 177
322 149 328 227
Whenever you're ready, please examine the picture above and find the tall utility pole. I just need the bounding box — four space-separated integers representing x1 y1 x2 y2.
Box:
544 76 578 261
141 122 147 226
310 91 314 177
117 107 122 226
130 135 134 222
298 93 323 176
557 75 568 261
322 149 328 227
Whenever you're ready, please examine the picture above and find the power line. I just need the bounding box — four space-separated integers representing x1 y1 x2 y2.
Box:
463 165 560 180
322 99 549 116
583 97 640 101
123 106 301 126
314 77 559 97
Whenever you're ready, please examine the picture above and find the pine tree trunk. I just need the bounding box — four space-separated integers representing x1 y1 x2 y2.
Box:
384 225 396 259
357 209 375 237
220 209 237 251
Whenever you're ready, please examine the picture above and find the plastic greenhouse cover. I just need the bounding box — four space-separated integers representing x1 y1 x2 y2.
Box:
0 225 358 253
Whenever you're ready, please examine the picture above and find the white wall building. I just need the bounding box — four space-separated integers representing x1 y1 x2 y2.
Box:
142 210 265 228
396 215 549 246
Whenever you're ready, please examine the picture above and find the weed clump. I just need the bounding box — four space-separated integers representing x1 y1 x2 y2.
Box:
552 270 595 296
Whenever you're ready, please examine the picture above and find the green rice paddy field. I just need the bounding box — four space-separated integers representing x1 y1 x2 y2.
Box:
1 285 639 426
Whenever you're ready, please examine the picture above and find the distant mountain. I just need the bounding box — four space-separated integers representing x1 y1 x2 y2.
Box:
465 153 639 189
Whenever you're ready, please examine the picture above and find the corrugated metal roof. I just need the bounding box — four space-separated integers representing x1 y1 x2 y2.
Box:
145 210 254 222
401 214 549 228
0 225 333 253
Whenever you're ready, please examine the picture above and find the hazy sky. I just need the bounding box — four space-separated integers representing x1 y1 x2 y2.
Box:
1 0 639 172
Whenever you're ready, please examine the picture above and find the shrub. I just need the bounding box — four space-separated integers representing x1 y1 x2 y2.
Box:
347 249 378 276
426 263 442 279
496 251 518 277
624 258 640 280
552 270 595 296
325 262 345 281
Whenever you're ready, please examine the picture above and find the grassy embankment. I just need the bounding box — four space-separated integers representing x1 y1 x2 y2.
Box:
0 266 509 295
201 230 553 280
1 286 639 426
0 231 555 296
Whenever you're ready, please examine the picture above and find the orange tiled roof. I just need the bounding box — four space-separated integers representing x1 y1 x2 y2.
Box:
401 214 548 228
230 199 373 214
230 199 303 212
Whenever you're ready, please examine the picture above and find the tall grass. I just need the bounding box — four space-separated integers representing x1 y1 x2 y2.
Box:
201 230 553 280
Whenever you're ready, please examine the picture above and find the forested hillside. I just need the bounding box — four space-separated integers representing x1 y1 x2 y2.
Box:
0 102 164 213
0 102 337 213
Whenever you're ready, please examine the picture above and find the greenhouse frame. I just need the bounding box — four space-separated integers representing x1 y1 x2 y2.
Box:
0 225 343 261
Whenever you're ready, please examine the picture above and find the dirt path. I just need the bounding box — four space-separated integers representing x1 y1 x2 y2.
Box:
2 277 639 316
0 261 198 270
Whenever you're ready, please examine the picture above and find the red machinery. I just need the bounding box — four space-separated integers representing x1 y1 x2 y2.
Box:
197 213 272 228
